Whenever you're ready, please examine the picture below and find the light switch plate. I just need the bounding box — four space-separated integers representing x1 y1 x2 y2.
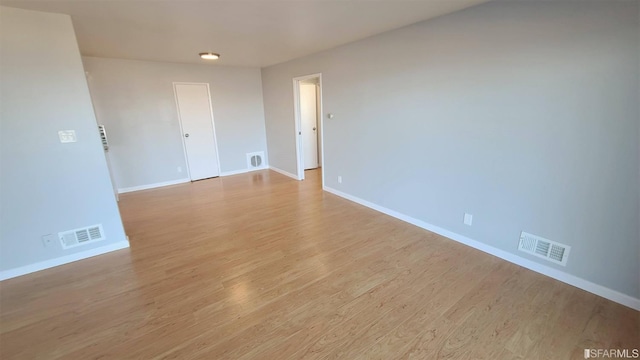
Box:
58 130 77 143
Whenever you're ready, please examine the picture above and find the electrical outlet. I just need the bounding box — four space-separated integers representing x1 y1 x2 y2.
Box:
464 213 473 226
177 166 182 173
337 176 342 184
42 234 56 248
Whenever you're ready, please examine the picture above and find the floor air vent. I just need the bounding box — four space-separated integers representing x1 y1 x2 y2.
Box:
518 231 570 266
59 224 105 249
246 151 265 169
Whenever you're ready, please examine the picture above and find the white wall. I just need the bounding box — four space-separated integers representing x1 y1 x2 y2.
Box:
82 57 267 190
0 7 128 275
262 1 640 300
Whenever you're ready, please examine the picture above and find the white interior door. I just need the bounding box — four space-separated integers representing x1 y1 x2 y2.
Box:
174 83 220 180
300 83 318 170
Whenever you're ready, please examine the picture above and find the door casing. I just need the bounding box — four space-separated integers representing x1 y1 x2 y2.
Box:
293 73 325 184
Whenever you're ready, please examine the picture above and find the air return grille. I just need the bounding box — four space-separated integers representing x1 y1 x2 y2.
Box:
518 231 570 266
246 151 265 169
98 124 109 151
59 224 105 249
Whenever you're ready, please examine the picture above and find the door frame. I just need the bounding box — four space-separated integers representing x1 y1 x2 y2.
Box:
172 82 222 181
292 73 325 185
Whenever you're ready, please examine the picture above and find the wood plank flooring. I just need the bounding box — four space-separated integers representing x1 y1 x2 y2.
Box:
1 169 638 359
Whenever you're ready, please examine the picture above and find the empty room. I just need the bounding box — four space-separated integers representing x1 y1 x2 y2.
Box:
0 0 638 359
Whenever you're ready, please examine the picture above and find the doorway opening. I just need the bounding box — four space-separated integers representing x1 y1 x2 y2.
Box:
293 73 324 185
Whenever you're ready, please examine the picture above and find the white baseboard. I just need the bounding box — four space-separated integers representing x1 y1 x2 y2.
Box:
323 186 640 311
118 178 190 193
118 169 272 193
220 167 267 177
220 168 249 177
0 240 130 281
269 166 299 180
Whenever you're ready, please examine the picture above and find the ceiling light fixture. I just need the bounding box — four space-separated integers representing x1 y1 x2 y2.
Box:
199 52 220 60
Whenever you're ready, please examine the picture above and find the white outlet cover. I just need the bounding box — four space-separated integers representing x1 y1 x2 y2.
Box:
58 130 77 143
337 176 342 183
464 213 473 226
42 234 56 248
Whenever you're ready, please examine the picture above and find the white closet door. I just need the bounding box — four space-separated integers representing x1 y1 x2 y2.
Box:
300 83 318 170
174 83 220 180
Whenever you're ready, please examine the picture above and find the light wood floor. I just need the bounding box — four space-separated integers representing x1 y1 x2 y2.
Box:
1 169 638 359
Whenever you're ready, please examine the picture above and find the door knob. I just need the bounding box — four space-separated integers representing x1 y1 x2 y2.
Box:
184 133 189 138
313 127 316 131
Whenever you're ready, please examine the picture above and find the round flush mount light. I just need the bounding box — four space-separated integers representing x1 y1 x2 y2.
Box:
199 52 220 60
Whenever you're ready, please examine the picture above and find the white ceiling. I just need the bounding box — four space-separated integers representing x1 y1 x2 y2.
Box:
1 0 491 68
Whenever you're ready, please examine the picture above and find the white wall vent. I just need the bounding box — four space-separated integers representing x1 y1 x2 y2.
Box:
59 224 105 249
246 151 265 170
518 231 570 266
98 124 109 151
